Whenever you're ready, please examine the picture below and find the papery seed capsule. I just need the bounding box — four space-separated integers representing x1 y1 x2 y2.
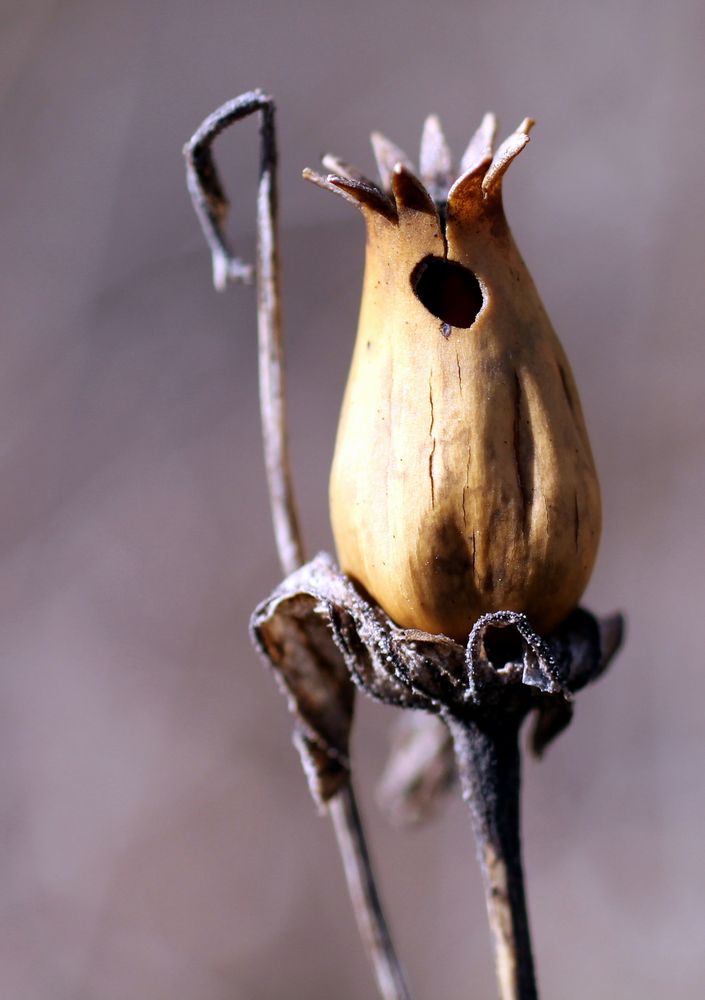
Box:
305 114 601 642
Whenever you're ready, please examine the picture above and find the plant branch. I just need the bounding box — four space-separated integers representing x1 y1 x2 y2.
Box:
445 713 538 1000
184 94 411 1000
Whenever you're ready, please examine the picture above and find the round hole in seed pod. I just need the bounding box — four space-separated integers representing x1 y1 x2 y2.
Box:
410 255 484 329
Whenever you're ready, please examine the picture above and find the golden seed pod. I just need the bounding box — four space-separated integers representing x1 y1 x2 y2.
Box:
305 114 601 642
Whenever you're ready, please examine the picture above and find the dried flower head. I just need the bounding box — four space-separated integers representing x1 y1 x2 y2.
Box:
305 114 601 641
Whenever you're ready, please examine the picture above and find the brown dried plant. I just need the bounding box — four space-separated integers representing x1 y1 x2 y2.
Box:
184 90 623 1000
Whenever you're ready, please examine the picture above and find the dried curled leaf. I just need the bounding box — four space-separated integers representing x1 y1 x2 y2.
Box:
251 554 623 806
251 584 355 807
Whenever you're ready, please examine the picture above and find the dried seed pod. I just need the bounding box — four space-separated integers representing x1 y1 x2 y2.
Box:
305 115 601 641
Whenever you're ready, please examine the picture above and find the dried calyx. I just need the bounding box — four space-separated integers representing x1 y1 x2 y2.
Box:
306 113 601 642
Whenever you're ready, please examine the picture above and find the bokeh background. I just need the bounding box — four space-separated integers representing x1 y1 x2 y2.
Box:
2 1 704 997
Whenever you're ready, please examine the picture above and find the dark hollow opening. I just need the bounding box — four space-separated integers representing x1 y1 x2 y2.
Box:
410 255 484 329
481 625 525 668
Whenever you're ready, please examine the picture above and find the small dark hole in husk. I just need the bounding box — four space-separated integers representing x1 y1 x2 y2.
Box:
411 255 483 329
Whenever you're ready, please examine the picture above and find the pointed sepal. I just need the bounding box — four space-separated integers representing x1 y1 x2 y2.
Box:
370 131 414 191
303 167 397 221
420 114 452 203
390 163 438 218
482 118 534 195
460 111 497 176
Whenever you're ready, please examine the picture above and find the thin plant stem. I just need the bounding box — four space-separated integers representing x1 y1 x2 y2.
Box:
330 785 412 1000
445 714 538 1000
184 93 411 1000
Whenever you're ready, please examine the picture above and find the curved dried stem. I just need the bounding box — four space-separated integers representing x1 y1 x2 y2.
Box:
184 93 411 1000
184 90 303 574
445 714 538 1000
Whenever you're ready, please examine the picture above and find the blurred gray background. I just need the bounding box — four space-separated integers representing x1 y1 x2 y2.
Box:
1 1 704 997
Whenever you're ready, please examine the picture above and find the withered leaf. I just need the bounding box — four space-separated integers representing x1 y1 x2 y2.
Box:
251 553 623 807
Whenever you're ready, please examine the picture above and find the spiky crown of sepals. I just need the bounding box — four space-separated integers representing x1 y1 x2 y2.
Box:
303 113 534 224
